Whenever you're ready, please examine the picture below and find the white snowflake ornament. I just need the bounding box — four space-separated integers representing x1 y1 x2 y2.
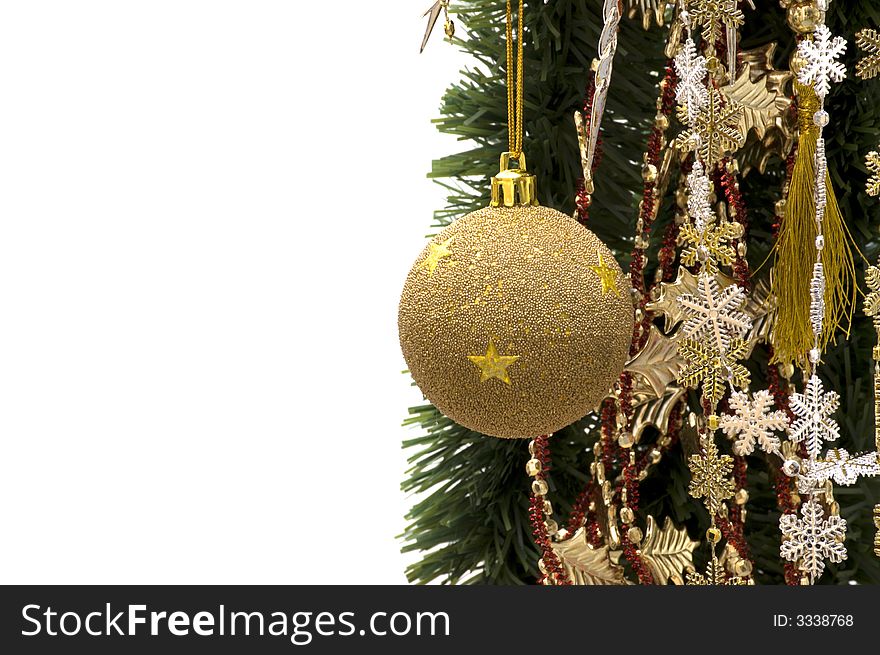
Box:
780 499 847 582
686 161 713 231
721 390 789 456
788 374 841 458
797 25 847 99
800 449 880 491
677 274 752 354
674 37 709 123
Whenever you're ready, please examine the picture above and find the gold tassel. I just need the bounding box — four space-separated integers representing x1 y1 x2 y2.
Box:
771 84 856 367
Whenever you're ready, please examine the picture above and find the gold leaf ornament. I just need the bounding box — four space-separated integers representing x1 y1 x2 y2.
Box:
639 516 700 585
550 529 630 585
722 63 789 141
626 325 687 398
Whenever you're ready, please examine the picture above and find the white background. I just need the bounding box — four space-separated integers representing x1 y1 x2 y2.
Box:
0 1 471 583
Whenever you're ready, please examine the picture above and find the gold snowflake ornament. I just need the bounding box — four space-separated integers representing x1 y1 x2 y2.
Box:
676 87 745 169
687 0 744 52
687 559 747 586
866 150 880 197
856 28 880 80
679 220 741 274
688 438 736 515
678 337 750 405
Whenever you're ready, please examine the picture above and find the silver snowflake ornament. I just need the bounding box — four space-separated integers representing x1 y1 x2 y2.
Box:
800 449 880 492
788 374 841 459
674 37 709 124
687 161 713 231
677 274 752 354
780 499 847 583
721 390 789 456
797 24 847 99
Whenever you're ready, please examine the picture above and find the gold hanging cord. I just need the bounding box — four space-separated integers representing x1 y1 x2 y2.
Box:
506 0 525 158
492 0 537 207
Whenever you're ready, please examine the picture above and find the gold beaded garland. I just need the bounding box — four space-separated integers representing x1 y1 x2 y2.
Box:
399 199 633 439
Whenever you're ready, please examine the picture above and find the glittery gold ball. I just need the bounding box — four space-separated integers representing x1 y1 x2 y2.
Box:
398 205 634 438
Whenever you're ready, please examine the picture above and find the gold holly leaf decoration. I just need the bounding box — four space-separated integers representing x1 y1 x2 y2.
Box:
550 528 630 585
630 387 687 442
722 63 788 141
639 515 700 585
729 44 796 175
626 325 687 398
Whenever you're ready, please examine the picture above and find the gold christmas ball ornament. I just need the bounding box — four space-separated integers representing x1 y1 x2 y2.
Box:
399 153 634 438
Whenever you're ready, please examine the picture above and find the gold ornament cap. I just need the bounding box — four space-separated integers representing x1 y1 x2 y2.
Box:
491 152 538 208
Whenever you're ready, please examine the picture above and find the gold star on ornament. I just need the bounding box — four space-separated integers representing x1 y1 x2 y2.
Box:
676 87 745 169
590 252 621 297
420 237 453 275
468 338 520 385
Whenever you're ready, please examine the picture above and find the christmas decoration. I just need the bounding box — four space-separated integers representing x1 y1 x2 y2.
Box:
856 27 880 80
400 173 633 438
400 0 633 439
721 390 788 457
402 0 880 586
420 1 454 52
780 499 847 582
866 150 880 197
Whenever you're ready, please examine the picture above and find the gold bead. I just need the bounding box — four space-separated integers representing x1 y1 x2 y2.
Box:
642 163 658 182
543 500 553 516
545 519 559 535
655 114 669 131
602 480 613 506
779 362 795 380
627 526 644 544
620 506 635 524
707 414 720 431
526 458 542 477
789 50 808 77
790 492 801 506
538 558 548 574
735 489 749 505
734 559 753 577
528 440 536 456
775 199 787 217
787 3 824 34
532 479 549 496
596 462 606 484
706 56 721 73
873 346 880 362
444 19 455 39
707 527 722 544
618 431 635 449
737 242 748 257
638 469 648 481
